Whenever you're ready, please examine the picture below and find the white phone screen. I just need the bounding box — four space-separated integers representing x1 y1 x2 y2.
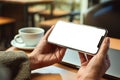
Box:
48 21 107 54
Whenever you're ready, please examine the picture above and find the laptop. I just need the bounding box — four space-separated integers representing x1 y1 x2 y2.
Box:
62 48 120 78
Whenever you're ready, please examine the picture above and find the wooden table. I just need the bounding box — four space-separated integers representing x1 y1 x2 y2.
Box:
0 0 54 32
6 37 120 80
0 17 15 26
110 38 120 50
0 0 54 5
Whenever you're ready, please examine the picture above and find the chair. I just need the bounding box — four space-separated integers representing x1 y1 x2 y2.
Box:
38 0 76 19
29 0 77 26
38 0 80 32
83 0 120 39
39 12 80 33
28 5 49 26
0 17 15 49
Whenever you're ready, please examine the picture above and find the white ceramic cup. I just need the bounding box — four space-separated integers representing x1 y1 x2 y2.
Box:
14 27 44 47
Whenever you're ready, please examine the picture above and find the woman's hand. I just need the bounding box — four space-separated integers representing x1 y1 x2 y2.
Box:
29 27 66 70
77 37 110 80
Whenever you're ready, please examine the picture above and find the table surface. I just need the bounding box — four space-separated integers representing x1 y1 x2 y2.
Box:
0 0 54 28
6 37 120 80
109 38 120 50
0 17 15 26
0 0 54 5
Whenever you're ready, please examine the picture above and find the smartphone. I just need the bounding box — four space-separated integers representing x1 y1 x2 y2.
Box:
48 21 108 54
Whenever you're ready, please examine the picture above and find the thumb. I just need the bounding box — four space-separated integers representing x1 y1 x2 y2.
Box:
97 37 110 57
44 25 54 40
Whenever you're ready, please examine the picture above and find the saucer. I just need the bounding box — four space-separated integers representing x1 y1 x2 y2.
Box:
11 39 35 50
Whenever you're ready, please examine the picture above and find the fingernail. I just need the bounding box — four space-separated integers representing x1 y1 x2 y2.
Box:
105 37 110 47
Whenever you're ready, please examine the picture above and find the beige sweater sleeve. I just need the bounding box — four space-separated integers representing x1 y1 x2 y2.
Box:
0 51 30 80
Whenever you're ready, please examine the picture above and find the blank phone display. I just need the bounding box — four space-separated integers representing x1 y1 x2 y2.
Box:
48 21 107 54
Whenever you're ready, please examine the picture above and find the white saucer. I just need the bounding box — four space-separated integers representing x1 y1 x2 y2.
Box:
11 39 35 50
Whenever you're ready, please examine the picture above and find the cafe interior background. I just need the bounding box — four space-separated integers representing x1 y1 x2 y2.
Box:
0 0 79 50
0 0 120 79
0 0 115 50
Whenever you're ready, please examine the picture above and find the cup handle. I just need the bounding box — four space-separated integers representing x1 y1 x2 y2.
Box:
14 34 24 44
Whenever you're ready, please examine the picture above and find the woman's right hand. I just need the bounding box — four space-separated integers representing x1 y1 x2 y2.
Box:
77 37 110 80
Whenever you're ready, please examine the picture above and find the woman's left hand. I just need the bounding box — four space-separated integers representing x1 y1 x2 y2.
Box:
29 26 66 70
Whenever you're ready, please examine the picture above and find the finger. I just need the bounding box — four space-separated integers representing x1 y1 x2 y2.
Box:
44 25 54 40
59 47 67 58
106 54 110 66
78 52 87 63
97 37 110 57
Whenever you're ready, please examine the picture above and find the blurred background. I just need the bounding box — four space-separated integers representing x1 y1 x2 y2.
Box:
0 0 120 50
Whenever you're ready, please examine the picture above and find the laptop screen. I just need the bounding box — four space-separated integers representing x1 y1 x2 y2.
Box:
62 48 120 78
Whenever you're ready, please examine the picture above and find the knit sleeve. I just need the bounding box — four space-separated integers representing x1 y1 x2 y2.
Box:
0 51 30 80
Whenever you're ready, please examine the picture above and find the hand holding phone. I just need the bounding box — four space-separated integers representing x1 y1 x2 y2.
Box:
48 21 107 54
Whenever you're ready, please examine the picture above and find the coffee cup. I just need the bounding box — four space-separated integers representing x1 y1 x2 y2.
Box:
14 27 44 47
